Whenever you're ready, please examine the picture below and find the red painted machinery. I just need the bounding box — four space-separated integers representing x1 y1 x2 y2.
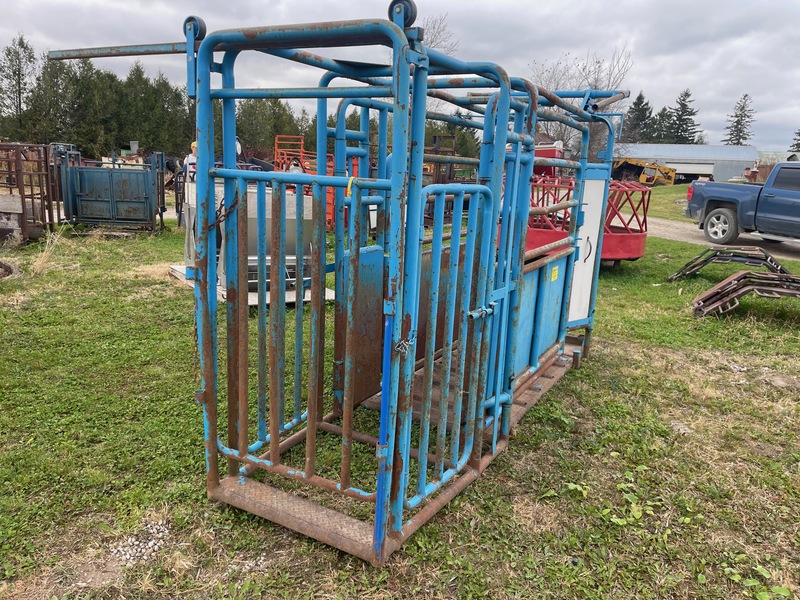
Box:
527 176 651 265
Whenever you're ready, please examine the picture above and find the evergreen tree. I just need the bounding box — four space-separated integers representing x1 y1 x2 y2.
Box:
236 98 299 156
721 94 755 145
671 89 701 144
649 107 675 143
789 129 800 153
0 34 38 138
26 55 76 144
621 91 652 143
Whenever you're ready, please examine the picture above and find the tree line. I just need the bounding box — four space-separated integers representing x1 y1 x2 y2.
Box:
0 33 480 162
0 35 194 158
622 89 762 147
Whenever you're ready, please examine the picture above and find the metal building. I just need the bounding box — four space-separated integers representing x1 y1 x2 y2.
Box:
613 143 758 183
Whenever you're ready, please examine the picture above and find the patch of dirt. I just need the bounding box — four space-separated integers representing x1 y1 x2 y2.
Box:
761 372 798 390
511 496 564 533
0 548 124 600
130 262 173 280
0 514 179 600
0 290 31 309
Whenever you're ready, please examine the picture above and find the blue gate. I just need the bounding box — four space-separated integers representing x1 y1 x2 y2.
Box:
57 151 165 230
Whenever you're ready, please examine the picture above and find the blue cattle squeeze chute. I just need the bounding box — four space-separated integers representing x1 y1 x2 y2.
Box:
49 0 627 565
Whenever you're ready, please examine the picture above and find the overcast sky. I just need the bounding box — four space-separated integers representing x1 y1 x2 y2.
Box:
4 0 799 151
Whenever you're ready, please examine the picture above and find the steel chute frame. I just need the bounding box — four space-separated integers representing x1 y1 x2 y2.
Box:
48 0 626 566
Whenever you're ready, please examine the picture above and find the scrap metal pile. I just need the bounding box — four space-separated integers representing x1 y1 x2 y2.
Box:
668 246 799 317
667 245 791 282
692 270 800 317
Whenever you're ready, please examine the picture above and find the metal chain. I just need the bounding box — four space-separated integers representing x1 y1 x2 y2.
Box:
207 193 239 231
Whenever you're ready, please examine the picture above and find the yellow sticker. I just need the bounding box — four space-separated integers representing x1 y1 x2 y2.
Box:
551 265 559 281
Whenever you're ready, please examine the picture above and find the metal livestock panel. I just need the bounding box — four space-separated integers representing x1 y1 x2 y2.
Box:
57 151 165 230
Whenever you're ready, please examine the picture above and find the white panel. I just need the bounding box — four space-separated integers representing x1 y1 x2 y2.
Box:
665 162 714 175
568 179 606 323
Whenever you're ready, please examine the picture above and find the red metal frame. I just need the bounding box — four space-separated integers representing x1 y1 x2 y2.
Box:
526 177 651 262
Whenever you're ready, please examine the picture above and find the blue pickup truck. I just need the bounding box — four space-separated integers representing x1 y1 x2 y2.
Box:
685 162 800 244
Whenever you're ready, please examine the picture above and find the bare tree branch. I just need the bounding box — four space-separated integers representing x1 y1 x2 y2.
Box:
530 46 633 158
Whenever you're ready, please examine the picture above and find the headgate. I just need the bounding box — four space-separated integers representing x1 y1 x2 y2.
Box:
50 0 626 565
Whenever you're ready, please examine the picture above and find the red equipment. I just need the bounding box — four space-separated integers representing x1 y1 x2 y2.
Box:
526 176 651 264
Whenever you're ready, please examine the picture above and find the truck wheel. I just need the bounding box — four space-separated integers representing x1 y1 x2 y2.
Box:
703 207 739 244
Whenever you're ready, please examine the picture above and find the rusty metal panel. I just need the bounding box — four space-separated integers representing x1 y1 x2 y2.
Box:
0 143 56 241
57 150 162 230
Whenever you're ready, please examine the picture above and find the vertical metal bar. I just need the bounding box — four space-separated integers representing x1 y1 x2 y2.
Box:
306 90 329 477
332 103 348 417
269 180 287 465
390 52 428 529
376 38 411 555
340 183 362 490
195 39 220 493
293 181 304 423
376 107 388 250
257 181 268 443
222 53 240 476
463 203 487 468
359 107 371 246
503 123 536 441
449 192 479 466
417 190 445 495
237 178 250 459
15 148 29 240
580 119 616 354
489 120 524 452
434 190 464 478
471 88 511 468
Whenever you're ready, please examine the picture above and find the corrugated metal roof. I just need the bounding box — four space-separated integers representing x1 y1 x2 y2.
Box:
614 144 759 161
758 150 799 164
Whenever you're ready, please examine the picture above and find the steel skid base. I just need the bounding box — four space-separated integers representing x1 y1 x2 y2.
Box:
210 341 581 566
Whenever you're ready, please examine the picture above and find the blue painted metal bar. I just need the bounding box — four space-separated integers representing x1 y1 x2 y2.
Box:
48 42 189 60
294 181 305 425
256 182 268 446
390 44 429 534
434 189 464 479
221 51 241 475
193 26 222 494
416 189 445 496
211 86 393 100
374 13 412 558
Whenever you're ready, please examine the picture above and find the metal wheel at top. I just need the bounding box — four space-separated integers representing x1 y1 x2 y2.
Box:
388 0 418 27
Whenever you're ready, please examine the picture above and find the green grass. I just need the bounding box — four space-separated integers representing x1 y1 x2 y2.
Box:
1 227 798 599
647 183 694 221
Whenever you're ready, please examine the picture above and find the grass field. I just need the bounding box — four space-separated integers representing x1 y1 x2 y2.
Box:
1 224 798 599
646 183 694 221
